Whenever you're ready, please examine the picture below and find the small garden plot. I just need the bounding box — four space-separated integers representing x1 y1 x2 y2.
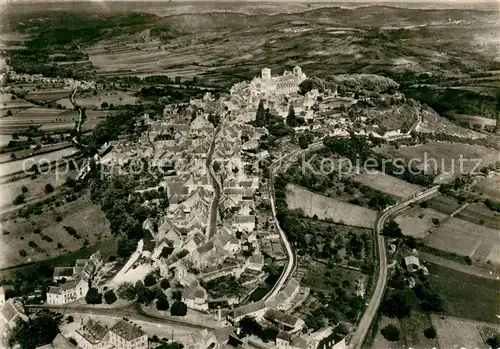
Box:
202 275 246 300
297 260 366 330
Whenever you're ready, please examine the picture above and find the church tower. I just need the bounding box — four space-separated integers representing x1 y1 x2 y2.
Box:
261 67 271 80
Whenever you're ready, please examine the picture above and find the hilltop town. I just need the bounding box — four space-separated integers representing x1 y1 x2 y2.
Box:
1 3 500 349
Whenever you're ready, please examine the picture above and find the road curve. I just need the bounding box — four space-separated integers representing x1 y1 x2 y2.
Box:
26 303 218 331
348 186 439 349
263 142 323 301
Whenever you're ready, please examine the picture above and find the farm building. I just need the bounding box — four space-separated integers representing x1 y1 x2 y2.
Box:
404 255 421 272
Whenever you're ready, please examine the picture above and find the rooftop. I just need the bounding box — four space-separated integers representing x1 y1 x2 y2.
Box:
277 331 308 349
76 319 108 344
110 319 145 341
264 308 299 327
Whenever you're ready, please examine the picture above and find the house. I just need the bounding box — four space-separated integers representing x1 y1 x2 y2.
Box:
182 281 208 311
46 277 89 305
227 300 267 324
36 334 77 349
53 252 102 283
246 254 264 272
0 299 28 329
187 326 246 349
74 319 110 349
404 256 421 273
264 308 305 333
265 278 300 311
192 240 217 269
232 215 255 232
276 331 309 349
109 320 147 349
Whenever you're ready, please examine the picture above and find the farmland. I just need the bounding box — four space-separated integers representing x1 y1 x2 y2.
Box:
285 183 377 229
432 315 500 349
56 90 138 109
395 207 449 238
0 107 113 134
475 174 500 201
379 142 499 177
0 195 112 268
0 167 78 209
0 146 79 178
455 202 500 230
423 217 500 265
353 170 423 201
426 263 500 323
426 194 463 215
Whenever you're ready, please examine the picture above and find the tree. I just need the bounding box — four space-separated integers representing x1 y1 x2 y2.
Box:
255 100 267 127
144 273 157 287
85 287 102 304
13 194 25 205
487 335 500 349
286 104 297 127
298 79 314 96
44 183 54 194
381 324 400 342
6 110 13 116
8 310 61 349
170 301 187 316
160 279 170 290
156 295 169 311
101 101 109 109
382 220 403 238
380 290 413 318
104 290 117 304
424 326 437 339
117 282 137 300
67 316 74 323
22 186 28 193
239 316 262 336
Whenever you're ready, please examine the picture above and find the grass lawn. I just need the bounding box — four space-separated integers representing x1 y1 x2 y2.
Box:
399 311 438 349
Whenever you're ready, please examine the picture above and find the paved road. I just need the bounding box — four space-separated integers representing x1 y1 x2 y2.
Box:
348 186 439 349
27 303 218 331
206 125 222 240
263 142 323 302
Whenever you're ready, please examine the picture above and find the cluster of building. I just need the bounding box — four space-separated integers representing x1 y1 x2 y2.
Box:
4 69 96 90
185 324 346 349
72 318 147 349
46 252 103 305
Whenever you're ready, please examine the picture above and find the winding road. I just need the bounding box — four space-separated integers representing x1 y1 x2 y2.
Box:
263 142 323 301
347 185 440 349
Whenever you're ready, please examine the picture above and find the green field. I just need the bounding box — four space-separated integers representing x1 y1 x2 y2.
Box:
426 263 500 324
